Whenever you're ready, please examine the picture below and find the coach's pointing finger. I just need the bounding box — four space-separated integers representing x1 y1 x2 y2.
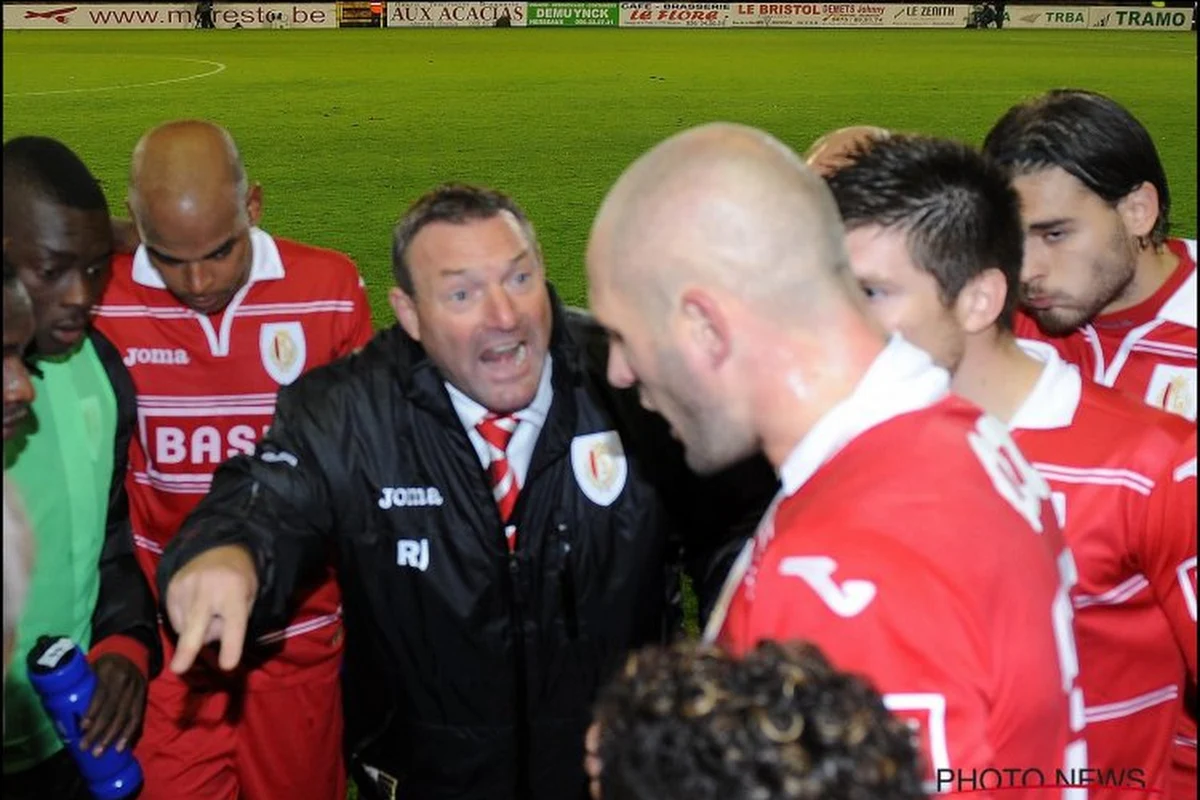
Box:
165 545 259 674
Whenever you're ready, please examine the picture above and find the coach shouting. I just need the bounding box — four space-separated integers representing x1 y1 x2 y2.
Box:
156 183 774 800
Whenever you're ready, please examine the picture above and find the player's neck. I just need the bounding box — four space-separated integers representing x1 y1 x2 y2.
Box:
1101 241 1180 316
952 332 1043 426
755 323 888 472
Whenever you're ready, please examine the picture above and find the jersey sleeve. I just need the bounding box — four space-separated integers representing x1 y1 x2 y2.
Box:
87 329 163 679
1137 431 1198 682
337 263 375 356
725 530 995 793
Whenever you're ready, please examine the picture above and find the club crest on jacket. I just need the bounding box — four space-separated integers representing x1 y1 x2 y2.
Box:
570 430 627 507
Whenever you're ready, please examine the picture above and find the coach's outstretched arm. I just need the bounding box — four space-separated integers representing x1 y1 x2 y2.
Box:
158 380 343 675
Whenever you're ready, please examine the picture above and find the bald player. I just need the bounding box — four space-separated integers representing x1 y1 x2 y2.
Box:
803 125 892 178
92 120 373 800
586 123 1081 795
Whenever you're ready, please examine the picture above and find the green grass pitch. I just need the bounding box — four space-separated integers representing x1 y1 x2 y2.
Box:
3 27 1196 798
3 28 1196 330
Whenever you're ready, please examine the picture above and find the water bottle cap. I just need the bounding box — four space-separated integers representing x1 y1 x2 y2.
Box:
25 636 88 694
26 636 79 673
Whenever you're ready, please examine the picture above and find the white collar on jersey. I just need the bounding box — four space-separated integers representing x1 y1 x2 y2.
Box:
1157 239 1197 328
1008 339 1082 432
131 227 285 290
777 335 950 497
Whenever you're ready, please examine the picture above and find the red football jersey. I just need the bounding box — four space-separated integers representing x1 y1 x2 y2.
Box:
706 339 1082 798
1015 238 1198 794
1015 238 1197 422
1010 341 1197 799
93 228 373 684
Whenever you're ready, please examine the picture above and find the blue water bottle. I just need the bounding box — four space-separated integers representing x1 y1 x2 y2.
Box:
26 635 143 800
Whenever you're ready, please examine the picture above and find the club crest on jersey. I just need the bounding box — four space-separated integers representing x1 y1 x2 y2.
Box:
259 322 307 386
570 430 627 507
1145 364 1196 421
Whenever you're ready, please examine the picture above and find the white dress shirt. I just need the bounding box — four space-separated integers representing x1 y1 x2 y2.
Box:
445 356 554 489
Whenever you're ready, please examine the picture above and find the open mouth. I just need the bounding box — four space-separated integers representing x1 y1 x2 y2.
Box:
187 295 226 314
3 407 30 435
480 342 529 370
51 324 87 346
1024 296 1056 311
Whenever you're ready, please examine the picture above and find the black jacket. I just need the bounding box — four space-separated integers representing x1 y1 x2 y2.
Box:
160 294 773 800
88 329 163 673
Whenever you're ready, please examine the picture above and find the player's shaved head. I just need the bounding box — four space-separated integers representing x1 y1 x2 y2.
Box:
588 122 887 475
125 120 263 315
589 122 855 326
128 120 248 234
804 125 893 178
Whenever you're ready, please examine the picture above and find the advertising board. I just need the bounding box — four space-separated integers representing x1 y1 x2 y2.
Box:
3 2 336 29
620 2 731 27
528 3 619 26
1089 6 1192 30
388 2 526 27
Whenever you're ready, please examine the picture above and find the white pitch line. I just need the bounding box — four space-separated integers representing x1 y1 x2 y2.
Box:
3 56 226 98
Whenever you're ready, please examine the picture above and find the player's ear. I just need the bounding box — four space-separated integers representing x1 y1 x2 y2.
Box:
1116 181 1159 242
390 286 421 342
245 183 264 228
955 269 1006 335
679 288 730 370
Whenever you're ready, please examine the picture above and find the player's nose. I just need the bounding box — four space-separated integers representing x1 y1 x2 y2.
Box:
59 269 93 310
182 263 212 295
4 360 35 406
1021 240 1050 285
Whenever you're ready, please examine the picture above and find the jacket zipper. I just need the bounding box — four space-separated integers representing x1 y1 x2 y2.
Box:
508 535 532 797
557 522 579 641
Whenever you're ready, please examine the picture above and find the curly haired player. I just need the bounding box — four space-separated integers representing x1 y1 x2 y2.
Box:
587 640 924 800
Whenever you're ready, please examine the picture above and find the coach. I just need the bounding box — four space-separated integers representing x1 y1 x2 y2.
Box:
156 183 772 800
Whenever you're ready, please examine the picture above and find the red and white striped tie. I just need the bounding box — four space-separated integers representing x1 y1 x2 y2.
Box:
477 413 520 552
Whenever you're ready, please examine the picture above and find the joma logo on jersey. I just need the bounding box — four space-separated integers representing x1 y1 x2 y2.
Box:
155 424 271 465
124 347 190 367
378 486 445 509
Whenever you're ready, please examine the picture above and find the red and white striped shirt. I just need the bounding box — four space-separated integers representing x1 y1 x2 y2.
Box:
1017 238 1198 794
708 338 1079 797
93 227 373 681
1011 341 1197 799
